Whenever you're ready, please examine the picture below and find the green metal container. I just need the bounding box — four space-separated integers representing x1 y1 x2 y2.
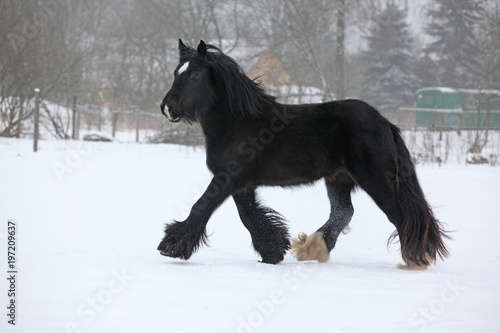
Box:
415 87 500 129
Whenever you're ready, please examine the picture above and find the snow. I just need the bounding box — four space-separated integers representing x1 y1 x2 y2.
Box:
417 87 458 94
1 138 499 333
266 85 324 104
416 87 500 96
1 97 75 139
457 88 500 96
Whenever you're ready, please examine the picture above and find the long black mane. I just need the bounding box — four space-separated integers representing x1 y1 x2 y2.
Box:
184 42 276 118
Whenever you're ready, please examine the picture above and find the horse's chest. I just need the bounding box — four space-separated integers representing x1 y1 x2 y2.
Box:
205 144 238 174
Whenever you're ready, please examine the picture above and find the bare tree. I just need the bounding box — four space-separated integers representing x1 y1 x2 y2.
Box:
0 0 108 138
335 0 346 99
478 1 500 89
250 0 337 100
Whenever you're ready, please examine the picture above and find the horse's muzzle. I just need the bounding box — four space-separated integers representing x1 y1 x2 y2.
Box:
160 103 180 123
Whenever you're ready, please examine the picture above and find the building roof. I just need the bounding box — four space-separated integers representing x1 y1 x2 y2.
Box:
247 51 295 87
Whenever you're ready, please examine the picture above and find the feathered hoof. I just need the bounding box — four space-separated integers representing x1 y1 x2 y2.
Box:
290 232 329 263
157 233 192 260
157 221 208 260
397 253 435 271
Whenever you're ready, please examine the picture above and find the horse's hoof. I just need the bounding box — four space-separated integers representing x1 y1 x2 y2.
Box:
157 240 189 260
260 253 284 265
158 244 179 257
290 232 330 262
397 253 434 270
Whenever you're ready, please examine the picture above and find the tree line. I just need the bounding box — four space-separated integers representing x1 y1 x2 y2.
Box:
1 0 499 138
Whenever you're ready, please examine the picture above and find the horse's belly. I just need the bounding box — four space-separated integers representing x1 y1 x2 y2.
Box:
257 164 324 187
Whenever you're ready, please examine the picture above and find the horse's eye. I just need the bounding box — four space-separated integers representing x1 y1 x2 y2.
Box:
190 72 199 80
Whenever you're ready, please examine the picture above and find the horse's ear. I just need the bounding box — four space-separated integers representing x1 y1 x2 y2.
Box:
197 40 207 57
179 39 187 51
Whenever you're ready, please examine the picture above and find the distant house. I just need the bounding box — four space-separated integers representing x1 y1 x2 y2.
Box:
247 51 323 104
247 51 295 87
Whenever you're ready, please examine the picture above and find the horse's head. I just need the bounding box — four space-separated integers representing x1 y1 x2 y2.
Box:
160 39 214 123
161 39 275 123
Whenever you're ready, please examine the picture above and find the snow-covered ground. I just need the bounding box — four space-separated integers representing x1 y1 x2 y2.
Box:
1 138 499 333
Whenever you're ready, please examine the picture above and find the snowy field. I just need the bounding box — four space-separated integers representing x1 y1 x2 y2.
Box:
1 137 499 333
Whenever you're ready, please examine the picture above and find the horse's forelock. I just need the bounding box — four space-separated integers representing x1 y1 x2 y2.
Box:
179 49 196 64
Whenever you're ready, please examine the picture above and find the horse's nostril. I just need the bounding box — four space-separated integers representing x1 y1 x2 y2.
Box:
167 105 176 116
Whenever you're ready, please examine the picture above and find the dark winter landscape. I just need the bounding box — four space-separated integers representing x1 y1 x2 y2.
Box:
1 1 500 333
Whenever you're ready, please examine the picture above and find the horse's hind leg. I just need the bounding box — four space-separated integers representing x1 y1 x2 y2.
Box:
233 189 290 264
354 173 432 270
291 173 355 262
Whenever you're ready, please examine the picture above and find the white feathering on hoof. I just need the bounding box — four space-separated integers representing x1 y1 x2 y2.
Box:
290 232 329 263
397 253 435 271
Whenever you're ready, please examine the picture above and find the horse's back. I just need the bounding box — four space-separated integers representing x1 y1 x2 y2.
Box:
320 99 400 182
248 99 392 185
288 99 400 179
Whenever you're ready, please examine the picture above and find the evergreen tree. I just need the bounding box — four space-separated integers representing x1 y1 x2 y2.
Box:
480 2 500 89
425 0 485 88
362 3 419 108
414 54 440 88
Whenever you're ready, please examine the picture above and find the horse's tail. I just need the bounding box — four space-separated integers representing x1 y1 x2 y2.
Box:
389 124 450 268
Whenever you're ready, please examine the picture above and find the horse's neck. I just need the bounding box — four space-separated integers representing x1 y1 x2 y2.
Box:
199 100 280 150
199 105 233 145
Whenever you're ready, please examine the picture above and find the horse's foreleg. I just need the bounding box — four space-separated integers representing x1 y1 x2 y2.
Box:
291 173 355 262
157 176 231 260
233 190 290 264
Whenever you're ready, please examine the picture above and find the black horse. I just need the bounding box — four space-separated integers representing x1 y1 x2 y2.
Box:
158 40 449 269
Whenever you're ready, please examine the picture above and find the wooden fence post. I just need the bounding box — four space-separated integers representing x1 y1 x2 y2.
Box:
72 95 77 139
112 112 118 138
439 113 444 141
76 100 80 139
457 113 462 136
33 88 40 152
135 110 140 142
